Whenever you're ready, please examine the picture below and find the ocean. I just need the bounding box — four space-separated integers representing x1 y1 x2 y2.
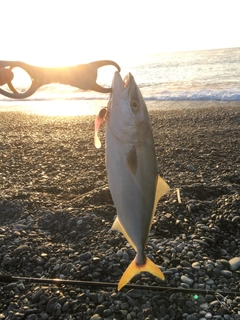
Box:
0 47 240 116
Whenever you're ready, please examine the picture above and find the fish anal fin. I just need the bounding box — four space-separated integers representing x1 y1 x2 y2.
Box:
111 217 137 251
155 175 170 203
118 256 165 291
111 217 122 232
149 175 170 228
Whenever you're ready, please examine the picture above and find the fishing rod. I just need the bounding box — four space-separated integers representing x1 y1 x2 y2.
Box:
0 60 121 99
0 274 238 297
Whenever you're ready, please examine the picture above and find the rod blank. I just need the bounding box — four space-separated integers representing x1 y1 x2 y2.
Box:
0 274 238 297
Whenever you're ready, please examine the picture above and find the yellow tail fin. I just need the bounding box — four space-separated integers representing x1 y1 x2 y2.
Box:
118 257 165 291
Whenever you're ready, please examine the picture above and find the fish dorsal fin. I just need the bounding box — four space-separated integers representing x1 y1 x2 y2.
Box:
155 175 170 205
111 217 137 251
150 175 170 226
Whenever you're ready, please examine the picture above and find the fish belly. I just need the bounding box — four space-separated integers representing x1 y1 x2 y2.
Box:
106 125 157 253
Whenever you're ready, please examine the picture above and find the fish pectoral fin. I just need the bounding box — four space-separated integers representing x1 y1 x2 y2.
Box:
126 146 137 175
111 217 137 251
118 256 165 291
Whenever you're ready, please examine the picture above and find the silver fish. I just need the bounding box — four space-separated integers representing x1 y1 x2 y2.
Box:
95 71 170 290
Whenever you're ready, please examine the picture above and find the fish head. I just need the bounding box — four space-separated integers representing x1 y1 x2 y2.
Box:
107 71 151 144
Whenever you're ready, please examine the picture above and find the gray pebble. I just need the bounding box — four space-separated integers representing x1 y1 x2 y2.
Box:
205 312 213 319
46 297 58 314
11 313 25 320
94 305 105 315
181 275 194 286
192 262 201 270
80 252 92 261
229 257 240 271
187 164 196 172
26 315 38 320
2 256 12 266
90 315 102 320
220 270 232 277
186 315 199 320
31 289 43 303
126 289 143 298
13 245 30 255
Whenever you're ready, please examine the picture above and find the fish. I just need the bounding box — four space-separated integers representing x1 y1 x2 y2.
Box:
95 71 170 290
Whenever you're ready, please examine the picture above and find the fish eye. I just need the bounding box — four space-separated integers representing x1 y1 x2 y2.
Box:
130 99 139 111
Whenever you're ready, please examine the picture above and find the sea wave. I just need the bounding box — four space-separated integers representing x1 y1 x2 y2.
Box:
1 88 240 103
145 88 240 101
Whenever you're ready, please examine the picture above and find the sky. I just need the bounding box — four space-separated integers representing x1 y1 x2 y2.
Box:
1 0 240 66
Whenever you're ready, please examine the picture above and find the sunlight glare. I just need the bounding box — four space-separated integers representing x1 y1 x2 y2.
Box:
29 100 105 117
10 68 32 93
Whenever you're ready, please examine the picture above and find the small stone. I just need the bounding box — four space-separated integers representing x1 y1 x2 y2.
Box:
187 164 196 172
192 262 201 270
109 237 117 245
2 257 12 266
90 315 102 320
69 230 77 237
212 267 221 275
39 313 48 320
142 308 152 317
53 264 60 271
94 305 105 316
103 309 112 317
205 295 215 302
185 300 194 308
14 245 30 255
46 297 58 314
126 289 143 298
220 270 232 277
181 275 194 286
80 252 92 261
121 302 129 310
11 313 25 320
98 290 109 304
200 302 209 310
26 315 38 320
205 312 213 319
229 257 240 271
186 315 198 320
17 283 25 291
62 301 69 312
181 260 192 268
31 289 43 303
206 279 214 285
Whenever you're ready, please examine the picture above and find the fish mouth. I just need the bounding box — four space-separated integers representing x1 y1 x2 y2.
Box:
110 71 133 100
123 73 132 88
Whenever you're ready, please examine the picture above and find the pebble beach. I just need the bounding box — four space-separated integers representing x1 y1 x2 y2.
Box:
0 101 240 320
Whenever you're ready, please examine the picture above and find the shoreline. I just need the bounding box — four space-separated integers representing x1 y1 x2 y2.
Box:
0 100 239 116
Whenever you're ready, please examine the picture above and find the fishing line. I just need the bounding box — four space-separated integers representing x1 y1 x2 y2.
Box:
0 274 238 297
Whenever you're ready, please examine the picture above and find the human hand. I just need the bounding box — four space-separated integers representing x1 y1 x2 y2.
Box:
0 68 14 85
